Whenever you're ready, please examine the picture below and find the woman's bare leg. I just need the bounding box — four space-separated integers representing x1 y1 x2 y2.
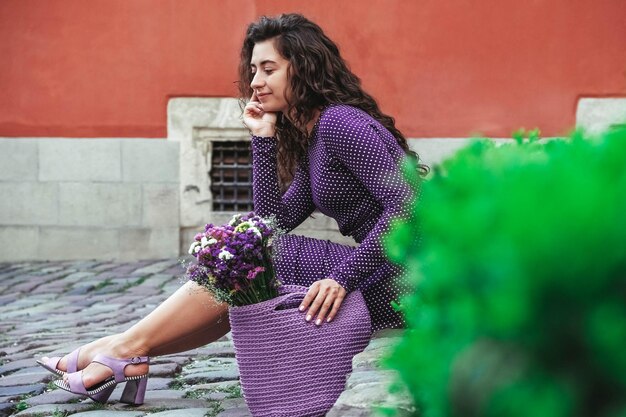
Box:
52 281 230 387
119 281 230 356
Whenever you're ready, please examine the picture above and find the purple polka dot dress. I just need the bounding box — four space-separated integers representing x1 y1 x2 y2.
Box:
251 104 416 331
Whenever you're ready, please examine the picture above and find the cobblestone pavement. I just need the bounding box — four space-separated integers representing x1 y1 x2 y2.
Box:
0 259 414 417
0 259 251 417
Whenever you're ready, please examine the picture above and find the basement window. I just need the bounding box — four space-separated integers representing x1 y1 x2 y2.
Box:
210 141 253 211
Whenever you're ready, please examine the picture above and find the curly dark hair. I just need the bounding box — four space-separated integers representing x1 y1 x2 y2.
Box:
238 13 428 184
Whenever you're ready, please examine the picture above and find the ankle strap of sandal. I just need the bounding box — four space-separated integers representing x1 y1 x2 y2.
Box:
92 355 150 382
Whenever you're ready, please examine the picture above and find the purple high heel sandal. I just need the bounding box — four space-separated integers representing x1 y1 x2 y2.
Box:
36 347 81 376
54 355 149 405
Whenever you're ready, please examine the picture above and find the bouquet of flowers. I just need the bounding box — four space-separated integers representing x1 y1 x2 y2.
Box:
185 212 281 306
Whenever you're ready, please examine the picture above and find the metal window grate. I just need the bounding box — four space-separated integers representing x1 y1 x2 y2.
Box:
210 141 253 211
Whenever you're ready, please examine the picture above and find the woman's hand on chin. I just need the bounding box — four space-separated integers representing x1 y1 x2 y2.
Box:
243 93 277 137
299 278 347 326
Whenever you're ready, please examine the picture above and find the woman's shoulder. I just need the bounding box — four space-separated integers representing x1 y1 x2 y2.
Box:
317 104 377 137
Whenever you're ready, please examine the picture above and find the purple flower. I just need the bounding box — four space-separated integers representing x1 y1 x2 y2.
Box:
247 266 265 280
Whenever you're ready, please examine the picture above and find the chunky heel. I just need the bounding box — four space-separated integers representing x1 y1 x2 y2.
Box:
120 376 148 405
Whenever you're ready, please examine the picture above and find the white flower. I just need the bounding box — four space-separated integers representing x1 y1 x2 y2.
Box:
218 249 234 260
188 241 200 255
248 226 262 238
200 236 217 248
228 214 242 226
194 246 201 254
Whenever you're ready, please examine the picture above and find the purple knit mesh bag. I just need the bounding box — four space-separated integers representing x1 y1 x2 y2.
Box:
229 285 372 417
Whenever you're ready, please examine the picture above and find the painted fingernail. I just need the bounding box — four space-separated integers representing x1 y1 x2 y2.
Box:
315 319 322 326
299 305 305 312
306 315 312 322
327 317 332 323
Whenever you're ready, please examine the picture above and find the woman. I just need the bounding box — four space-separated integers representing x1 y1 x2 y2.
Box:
39 13 424 405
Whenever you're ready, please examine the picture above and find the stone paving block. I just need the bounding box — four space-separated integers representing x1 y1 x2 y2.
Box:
149 407 213 417
215 398 252 417
0 402 14 416
9 365 49 377
92 263 118 272
0 182 58 226
142 389 186 400
62 271 98 283
0 294 18 307
0 383 45 398
112 397 208 411
39 138 122 182
132 261 178 276
189 380 240 391
5 279 41 294
0 139 38 181
151 355 192 367
326 381 416 417
352 344 394 371
142 184 179 227
190 341 235 358
149 363 181 377
2 301 65 319
216 409 253 417
66 285 96 296
58 182 142 227
144 378 172 391
0 227 39 262
38 227 119 261
179 369 240 384
122 140 179 183
345 370 399 390
29 283 68 296
69 410 147 417
0 358 41 375
24 388 81 405
184 358 238 374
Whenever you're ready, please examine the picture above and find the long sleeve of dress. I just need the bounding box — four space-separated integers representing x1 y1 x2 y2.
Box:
322 120 415 292
251 135 316 233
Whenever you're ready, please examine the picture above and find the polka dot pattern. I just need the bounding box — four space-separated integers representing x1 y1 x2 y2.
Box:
251 104 416 331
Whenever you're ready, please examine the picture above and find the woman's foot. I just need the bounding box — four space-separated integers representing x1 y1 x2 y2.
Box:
62 337 149 389
39 334 117 375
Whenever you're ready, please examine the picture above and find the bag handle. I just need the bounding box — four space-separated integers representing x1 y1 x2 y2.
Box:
271 285 309 311
231 285 308 311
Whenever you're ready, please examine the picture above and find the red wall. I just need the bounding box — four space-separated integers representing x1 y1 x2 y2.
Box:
1 0 625 138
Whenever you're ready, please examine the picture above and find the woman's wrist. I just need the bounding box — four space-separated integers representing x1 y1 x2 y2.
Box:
251 129 276 138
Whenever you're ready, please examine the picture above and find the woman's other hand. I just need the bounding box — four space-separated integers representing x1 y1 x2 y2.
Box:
299 279 347 326
243 93 277 137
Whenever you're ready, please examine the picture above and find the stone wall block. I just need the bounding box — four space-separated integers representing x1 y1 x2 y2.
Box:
38 139 121 182
0 182 58 225
122 140 179 183
168 98 244 228
142 184 179 227
0 139 38 181
576 98 626 135
38 227 119 260
119 228 179 261
58 182 142 226
408 138 470 167
0 226 39 261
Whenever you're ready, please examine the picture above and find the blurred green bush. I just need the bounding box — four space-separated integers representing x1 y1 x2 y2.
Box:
384 127 626 417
